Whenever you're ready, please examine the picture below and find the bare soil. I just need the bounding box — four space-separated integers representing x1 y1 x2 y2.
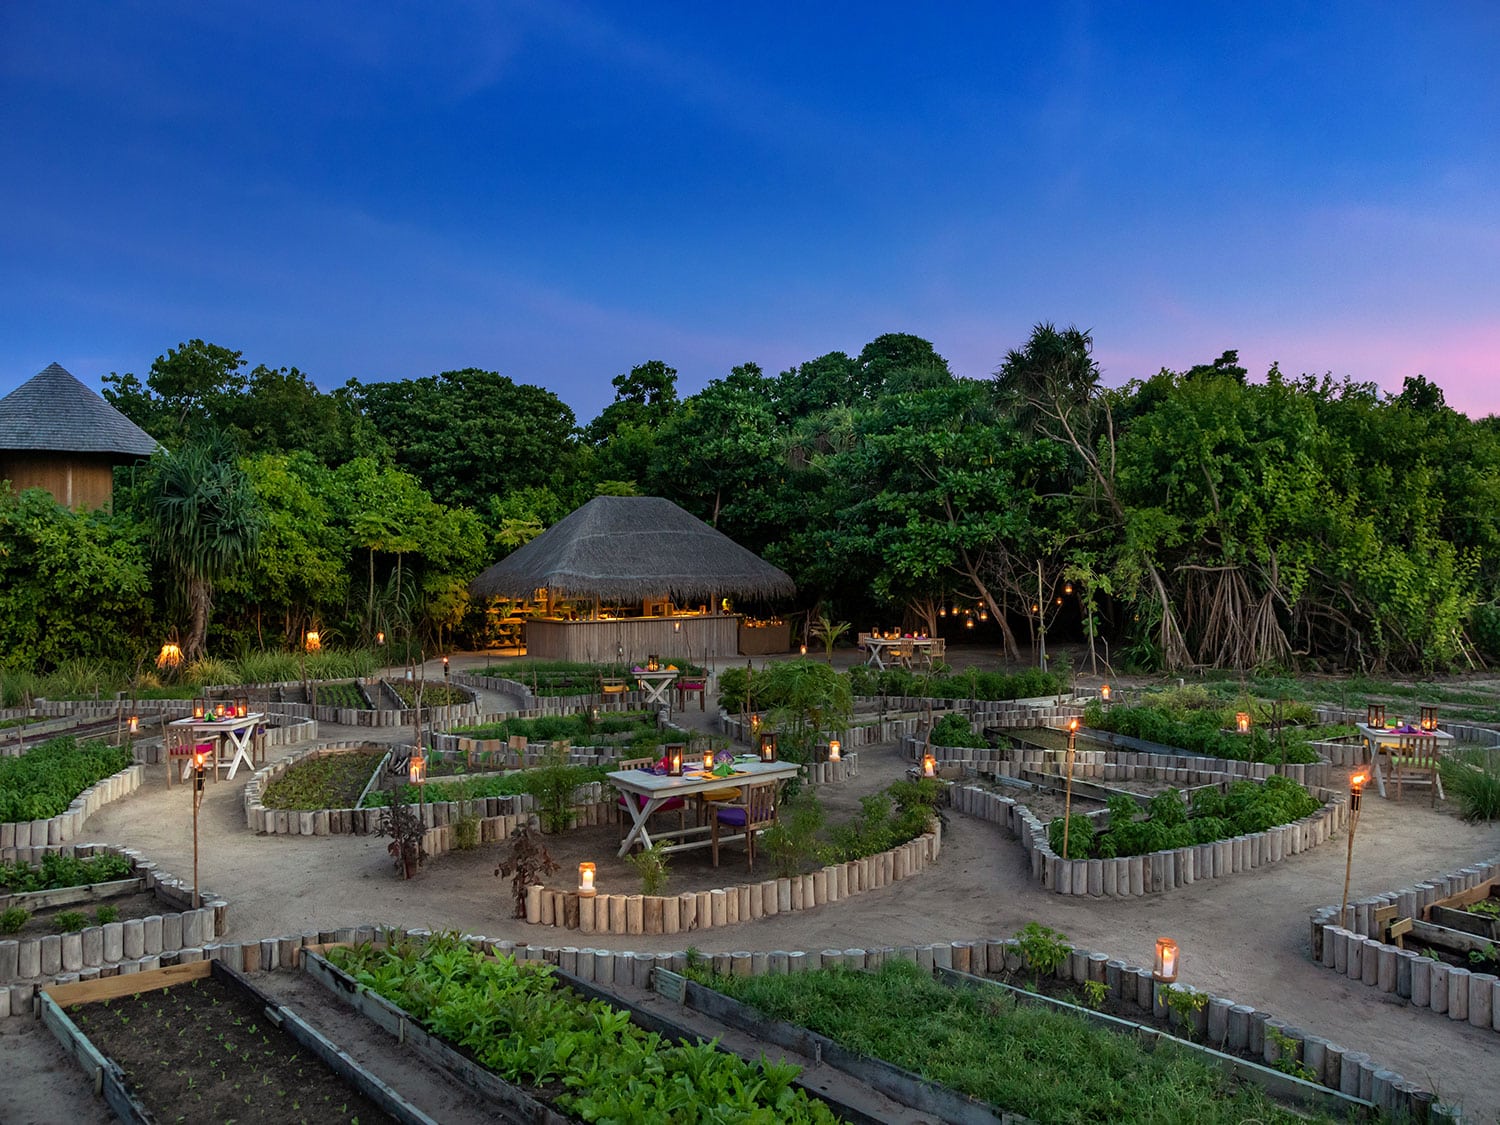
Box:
9 649 1500 1124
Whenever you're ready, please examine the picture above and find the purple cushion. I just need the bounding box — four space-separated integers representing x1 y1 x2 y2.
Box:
715 806 749 826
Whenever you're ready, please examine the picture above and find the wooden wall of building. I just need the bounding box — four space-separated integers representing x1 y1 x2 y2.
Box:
524 615 743 665
0 452 119 511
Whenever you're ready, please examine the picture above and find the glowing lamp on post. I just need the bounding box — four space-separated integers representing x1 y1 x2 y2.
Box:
1235 711 1251 734
443 655 451 681
1153 937 1180 983
799 643 807 656
409 754 426 785
1100 683 1111 702
922 753 936 778
1341 772 1369 919
578 862 596 897
828 738 841 763
156 642 183 671
1061 718 1080 859
1366 703 1385 729
128 715 139 735
1420 705 1438 733
759 733 778 763
304 630 321 652
376 631 385 646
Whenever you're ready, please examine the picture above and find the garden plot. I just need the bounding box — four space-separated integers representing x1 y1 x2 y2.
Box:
42 960 428 1125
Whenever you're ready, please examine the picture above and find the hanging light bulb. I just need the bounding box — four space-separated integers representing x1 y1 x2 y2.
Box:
965 616 975 629
978 607 988 621
938 603 947 617
1064 582 1074 595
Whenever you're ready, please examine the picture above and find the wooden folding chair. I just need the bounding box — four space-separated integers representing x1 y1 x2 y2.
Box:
711 781 780 871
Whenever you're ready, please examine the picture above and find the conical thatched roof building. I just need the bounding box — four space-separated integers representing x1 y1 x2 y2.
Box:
470 495 795 662
0 363 158 510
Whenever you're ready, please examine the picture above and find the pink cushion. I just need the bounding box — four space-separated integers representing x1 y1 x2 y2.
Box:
617 795 686 813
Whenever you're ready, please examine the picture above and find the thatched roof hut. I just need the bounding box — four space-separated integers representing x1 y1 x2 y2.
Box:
0 363 158 510
470 495 795 604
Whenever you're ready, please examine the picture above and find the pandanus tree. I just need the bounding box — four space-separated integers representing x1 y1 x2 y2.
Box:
148 437 262 662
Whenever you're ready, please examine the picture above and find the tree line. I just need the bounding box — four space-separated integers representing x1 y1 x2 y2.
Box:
2 329 1497 675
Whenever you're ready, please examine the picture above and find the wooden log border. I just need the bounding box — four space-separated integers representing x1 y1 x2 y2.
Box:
1309 850 1500 1039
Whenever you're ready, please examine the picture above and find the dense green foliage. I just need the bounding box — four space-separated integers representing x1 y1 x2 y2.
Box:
690 960 1327 1124
1441 749 1500 822
329 934 841 1123
475 659 704 696
1049 778 1321 860
0 851 133 893
362 764 610 808
310 681 369 709
0 738 134 822
929 713 989 749
455 711 659 744
3 329 1494 675
1083 701 1321 764
824 779 941 862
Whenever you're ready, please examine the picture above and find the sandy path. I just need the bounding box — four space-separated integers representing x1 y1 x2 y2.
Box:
9 662 1500 1122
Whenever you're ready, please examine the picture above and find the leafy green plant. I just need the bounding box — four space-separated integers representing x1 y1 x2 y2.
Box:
1440 749 1500 822
758 791 826 878
1161 985 1207 1036
625 842 670 895
495 826 559 918
1013 921 1070 986
1080 979 1108 1009
1265 1025 1317 1081
0 738 134 822
0 851 132 893
809 611 850 659
930 712 989 749
52 910 89 932
1047 814 1095 860
262 751 384 810
1467 943 1499 967
1465 899 1500 920
1082 701 1319 765
846 664 1065 703
519 744 594 833
94 904 120 925
0 906 30 933
374 780 427 878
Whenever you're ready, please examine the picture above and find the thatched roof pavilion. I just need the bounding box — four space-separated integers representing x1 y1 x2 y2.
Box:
470 495 795 662
0 363 158 510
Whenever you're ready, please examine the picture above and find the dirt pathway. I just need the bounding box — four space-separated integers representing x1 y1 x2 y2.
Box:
9 660 1500 1122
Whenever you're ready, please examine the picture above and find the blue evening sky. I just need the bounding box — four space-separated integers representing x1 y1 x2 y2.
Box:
2 2 1496 422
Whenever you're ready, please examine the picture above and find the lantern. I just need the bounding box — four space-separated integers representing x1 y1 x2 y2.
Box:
156 642 183 670
922 753 936 778
192 698 206 720
978 607 988 621
578 862 597 897
1420 705 1438 733
646 654 660 672
965 616 975 629
759 733 778 762
1064 582 1073 595
799 643 808 656
1235 712 1251 734
1349 771 1367 814
703 748 715 772
376 631 386 645
1153 937 1179 983
667 745 685 776
128 715 139 734
1366 703 1386 729
409 754 426 784
939 604 947 617
234 697 248 719
828 738 841 763
213 700 226 719
1100 683 1111 702
304 630 321 652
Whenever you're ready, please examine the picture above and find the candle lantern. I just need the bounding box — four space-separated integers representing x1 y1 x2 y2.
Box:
578 862 597 897
409 754 426 784
376 631 385 645
234 697 249 719
759 733 778 762
922 753 936 778
1235 711 1251 734
1420 705 1438 733
828 738 841 763
128 715 140 734
213 700 226 719
192 698 206 720
965 616 975 629
703 748 715 773
1366 703 1385 728
666 744 685 776
1153 937 1180 983
1100 683 1111 702
646 654 660 672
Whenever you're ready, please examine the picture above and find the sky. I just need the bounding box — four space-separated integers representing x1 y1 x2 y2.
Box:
2 2 1497 423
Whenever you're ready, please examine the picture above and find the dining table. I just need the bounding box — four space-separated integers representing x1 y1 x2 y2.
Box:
607 757 802 856
1355 723 1453 799
858 634 937 670
632 667 679 706
167 712 264 781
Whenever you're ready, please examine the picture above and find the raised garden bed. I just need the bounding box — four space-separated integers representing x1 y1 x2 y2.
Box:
307 935 846 1123
0 737 133 822
309 680 372 710
385 680 470 708
260 745 388 810
679 958 1359 1123
41 959 430 1124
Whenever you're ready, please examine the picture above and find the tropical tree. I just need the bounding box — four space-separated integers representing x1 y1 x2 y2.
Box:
146 437 262 661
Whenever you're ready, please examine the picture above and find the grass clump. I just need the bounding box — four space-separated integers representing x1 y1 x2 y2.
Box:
1442 748 1500 822
690 960 1336 1124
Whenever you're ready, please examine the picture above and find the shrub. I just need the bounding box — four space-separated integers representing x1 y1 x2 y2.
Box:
1047 814 1095 860
52 910 89 932
93 904 119 925
626 842 670 895
520 745 596 832
1442 749 1500 822
1013 921 1070 985
846 664 1065 702
759 791 827 878
931 712 988 749
0 906 29 933
1082 701 1319 765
